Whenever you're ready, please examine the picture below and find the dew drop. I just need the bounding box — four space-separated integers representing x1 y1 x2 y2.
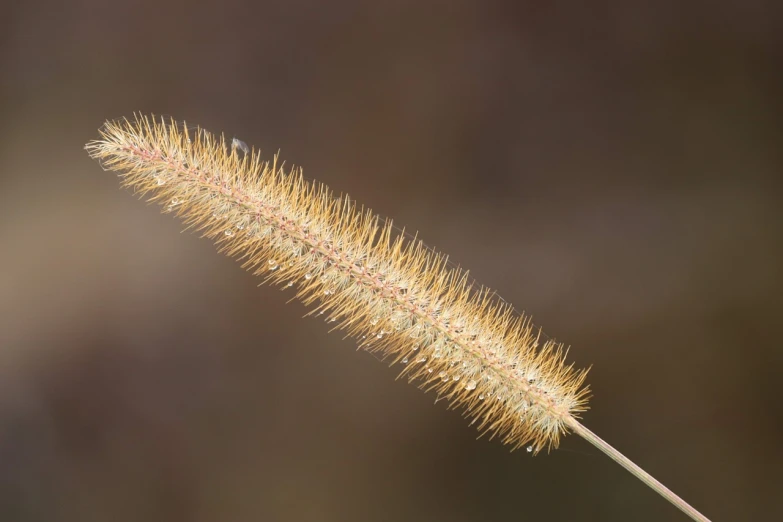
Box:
452 375 460 382
402 357 408 364
304 273 312 280
416 356 427 363
427 368 433 373
231 137 250 155
527 446 533 453
224 229 234 237
412 344 419 350
155 177 165 186
286 281 294 287
479 394 485 400
439 372 449 382
268 259 277 266
465 380 477 391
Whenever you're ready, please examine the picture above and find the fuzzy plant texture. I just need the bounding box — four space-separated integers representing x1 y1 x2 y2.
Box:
85 114 710 522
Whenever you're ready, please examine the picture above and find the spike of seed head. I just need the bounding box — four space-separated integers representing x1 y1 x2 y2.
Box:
85 114 590 453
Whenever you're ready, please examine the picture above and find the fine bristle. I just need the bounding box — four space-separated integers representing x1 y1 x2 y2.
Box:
85 114 590 452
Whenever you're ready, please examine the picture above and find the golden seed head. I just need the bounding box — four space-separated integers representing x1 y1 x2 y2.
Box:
85 114 590 452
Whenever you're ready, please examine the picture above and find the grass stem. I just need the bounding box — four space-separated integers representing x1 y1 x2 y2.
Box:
566 418 710 522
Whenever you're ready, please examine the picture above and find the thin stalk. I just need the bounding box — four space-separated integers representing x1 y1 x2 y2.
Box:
565 417 710 522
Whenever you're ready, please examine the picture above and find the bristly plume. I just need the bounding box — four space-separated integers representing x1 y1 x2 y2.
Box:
84 114 713 520
86 114 590 452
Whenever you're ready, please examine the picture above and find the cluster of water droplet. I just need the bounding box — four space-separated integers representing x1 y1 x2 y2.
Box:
191 163 573 449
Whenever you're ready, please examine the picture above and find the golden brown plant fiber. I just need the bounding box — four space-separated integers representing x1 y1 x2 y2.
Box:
84 115 714 521
87 114 592 452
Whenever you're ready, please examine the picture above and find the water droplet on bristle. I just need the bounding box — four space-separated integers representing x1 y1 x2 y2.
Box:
465 380 477 391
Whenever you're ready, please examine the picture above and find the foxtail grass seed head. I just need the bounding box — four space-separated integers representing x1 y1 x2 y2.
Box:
86 114 589 453
85 115 713 522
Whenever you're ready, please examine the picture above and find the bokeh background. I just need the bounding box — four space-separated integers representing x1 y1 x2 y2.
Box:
1 1 781 521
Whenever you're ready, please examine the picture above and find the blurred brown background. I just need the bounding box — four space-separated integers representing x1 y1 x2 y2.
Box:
1 1 781 521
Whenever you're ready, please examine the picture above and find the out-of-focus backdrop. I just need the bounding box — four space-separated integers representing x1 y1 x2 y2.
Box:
1 2 781 521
